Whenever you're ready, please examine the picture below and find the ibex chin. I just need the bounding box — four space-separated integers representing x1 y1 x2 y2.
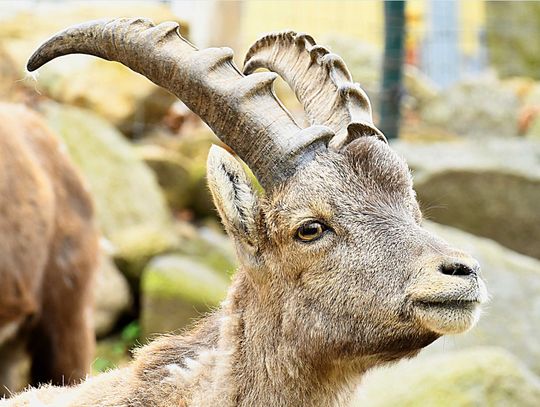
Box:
3 18 488 407
0 104 97 395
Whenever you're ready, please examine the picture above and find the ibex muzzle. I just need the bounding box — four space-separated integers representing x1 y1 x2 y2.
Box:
11 18 488 406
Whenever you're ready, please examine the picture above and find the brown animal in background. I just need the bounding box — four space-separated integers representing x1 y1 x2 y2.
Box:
3 18 488 406
0 104 97 395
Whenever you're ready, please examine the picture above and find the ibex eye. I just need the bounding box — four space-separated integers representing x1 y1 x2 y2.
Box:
296 221 327 242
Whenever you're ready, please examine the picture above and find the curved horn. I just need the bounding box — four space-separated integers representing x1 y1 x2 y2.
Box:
243 31 385 150
27 19 333 189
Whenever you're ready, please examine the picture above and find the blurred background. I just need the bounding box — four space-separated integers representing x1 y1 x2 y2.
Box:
0 0 539 405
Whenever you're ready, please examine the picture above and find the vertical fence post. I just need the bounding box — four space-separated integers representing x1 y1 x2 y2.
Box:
380 0 406 140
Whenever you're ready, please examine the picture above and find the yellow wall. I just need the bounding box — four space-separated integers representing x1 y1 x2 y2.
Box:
242 0 485 55
242 1 384 50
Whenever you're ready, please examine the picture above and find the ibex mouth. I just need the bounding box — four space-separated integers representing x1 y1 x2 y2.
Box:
416 299 480 309
407 278 488 307
411 297 484 335
406 263 488 335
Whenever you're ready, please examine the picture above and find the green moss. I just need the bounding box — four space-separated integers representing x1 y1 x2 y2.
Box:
92 322 141 373
176 229 236 276
355 348 540 407
113 224 180 280
140 254 230 337
142 254 228 305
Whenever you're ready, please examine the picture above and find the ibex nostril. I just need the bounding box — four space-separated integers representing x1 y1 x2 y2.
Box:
439 262 477 277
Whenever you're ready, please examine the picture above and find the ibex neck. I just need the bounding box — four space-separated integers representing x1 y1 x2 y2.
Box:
191 272 365 407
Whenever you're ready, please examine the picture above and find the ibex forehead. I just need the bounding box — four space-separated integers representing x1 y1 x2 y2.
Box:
344 137 413 193
266 139 417 229
273 138 412 200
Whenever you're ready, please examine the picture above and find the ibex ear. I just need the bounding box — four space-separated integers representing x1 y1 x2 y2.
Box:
207 145 260 259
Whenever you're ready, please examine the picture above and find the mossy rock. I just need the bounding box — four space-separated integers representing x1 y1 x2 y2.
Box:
353 347 540 407
40 102 177 276
174 221 237 275
140 254 229 338
113 224 180 281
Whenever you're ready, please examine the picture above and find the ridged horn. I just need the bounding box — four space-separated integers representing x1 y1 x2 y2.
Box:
243 31 385 150
27 19 334 189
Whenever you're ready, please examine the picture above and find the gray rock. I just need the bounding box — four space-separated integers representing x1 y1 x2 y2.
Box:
423 222 540 374
352 347 540 407
137 126 222 218
419 79 520 138
174 221 237 276
140 254 229 338
137 144 193 212
93 253 132 337
39 102 177 278
393 138 540 259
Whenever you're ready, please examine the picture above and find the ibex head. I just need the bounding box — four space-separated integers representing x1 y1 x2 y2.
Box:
28 20 487 364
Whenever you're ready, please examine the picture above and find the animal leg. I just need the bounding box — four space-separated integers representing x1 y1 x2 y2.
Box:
0 338 30 398
28 288 95 386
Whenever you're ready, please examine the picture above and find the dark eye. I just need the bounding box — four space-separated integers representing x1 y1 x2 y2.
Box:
296 221 327 242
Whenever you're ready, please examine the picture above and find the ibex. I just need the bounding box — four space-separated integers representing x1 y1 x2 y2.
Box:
3 18 487 406
0 104 97 395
